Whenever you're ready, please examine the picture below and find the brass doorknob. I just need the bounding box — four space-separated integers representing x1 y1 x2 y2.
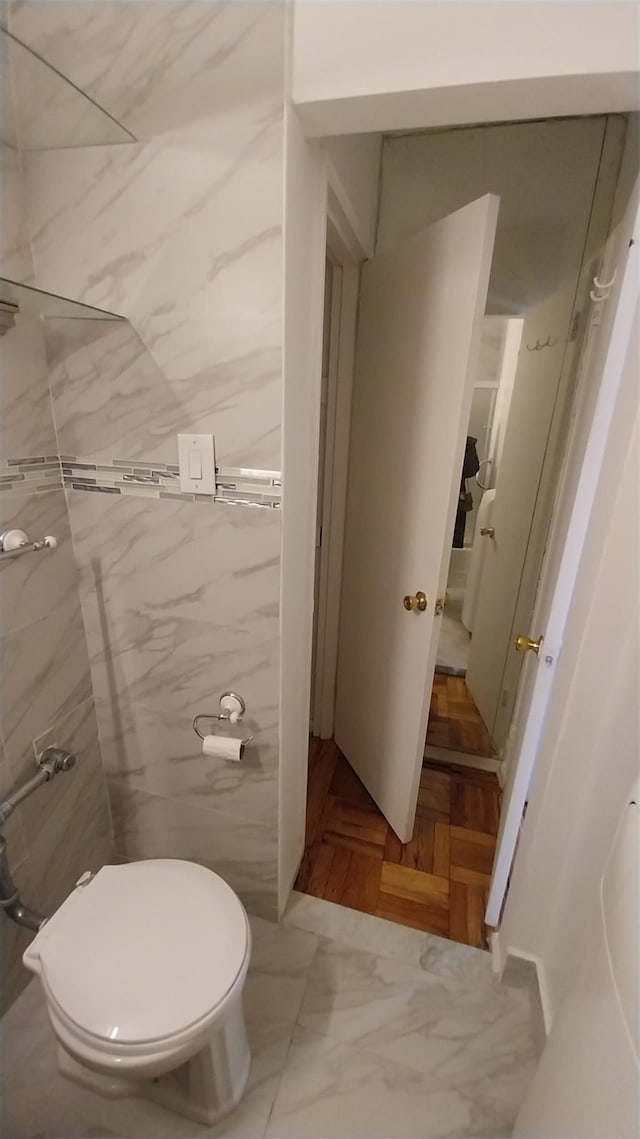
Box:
480 526 495 538
514 633 543 655
403 591 428 612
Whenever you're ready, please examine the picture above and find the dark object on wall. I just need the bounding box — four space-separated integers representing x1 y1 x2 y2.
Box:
453 436 480 548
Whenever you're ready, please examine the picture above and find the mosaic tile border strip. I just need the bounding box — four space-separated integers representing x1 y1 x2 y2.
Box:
62 456 282 509
1 454 282 508
0 455 63 494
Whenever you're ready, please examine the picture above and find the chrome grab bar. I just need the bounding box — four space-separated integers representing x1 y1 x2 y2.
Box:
0 529 58 561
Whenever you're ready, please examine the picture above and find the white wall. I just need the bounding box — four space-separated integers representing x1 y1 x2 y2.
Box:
323 134 381 257
279 105 327 911
499 187 639 1024
292 1 640 135
377 116 610 314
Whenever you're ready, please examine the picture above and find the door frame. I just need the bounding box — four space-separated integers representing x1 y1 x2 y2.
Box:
485 195 639 926
310 184 363 738
468 117 626 754
282 113 637 928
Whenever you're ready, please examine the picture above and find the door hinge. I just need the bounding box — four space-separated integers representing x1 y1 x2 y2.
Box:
316 525 323 549
569 310 581 342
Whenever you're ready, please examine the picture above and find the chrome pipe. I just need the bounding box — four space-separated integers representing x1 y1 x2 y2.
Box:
0 834 18 906
0 747 76 824
3 899 47 932
0 835 47 930
0 749 75 929
0 768 49 825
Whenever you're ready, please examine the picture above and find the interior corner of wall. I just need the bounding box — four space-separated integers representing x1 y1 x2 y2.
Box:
501 938 554 1030
326 157 372 261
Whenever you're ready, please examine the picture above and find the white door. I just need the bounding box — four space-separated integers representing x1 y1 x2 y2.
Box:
334 195 499 842
486 195 639 926
465 284 580 749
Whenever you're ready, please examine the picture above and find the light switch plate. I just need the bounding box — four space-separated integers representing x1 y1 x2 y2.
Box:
178 434 216 495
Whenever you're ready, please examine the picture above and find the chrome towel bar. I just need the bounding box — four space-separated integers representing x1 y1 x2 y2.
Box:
0 529 58 560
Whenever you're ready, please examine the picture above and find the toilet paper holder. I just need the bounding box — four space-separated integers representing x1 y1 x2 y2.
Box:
193 692 254 746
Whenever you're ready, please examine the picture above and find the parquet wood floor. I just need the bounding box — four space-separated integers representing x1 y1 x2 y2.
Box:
296 738 501 949
426 673 495 757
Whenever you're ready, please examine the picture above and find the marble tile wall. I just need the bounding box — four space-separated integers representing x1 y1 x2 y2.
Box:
10 2 287 919
0 145 113 1014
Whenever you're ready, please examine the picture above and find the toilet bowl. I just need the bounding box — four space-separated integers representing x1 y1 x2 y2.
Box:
22 859 252 1126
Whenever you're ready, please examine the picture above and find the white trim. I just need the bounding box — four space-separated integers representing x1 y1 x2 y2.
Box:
312 265 359 738
310 165 366 737
485 201 639 928
489 929 505 975
312 262 343 734
278 109 329 916
423 744 501 776
327 183 368 265
490 932 551 1041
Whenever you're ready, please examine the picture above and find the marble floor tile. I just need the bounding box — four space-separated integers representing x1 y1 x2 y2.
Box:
296 939 535 1105
1 901 536 1139
247 913 319 1034
284 891 495 985
266 1025 520 1139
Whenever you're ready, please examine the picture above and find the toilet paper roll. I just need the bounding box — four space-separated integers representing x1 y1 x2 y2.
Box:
202 734 245 762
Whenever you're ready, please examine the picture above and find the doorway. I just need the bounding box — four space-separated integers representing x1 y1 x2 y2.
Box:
425 315 523 770
299 114 628 949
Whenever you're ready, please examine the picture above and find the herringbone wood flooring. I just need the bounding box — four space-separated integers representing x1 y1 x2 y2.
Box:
296 738 501 949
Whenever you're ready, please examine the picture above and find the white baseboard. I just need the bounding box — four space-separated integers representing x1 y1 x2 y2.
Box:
491 930 551 1051
277 848 305 920
489 928 506 974
424 743 500 775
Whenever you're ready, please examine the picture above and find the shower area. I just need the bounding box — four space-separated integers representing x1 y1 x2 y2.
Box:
0 7 286 1015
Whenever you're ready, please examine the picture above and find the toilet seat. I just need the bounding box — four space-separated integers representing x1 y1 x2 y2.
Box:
23 860 250 1051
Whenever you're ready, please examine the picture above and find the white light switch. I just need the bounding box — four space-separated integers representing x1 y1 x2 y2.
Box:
188 449 202 480
178 434 216 494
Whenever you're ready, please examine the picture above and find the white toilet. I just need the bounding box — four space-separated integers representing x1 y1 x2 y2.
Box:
22 858 252 1126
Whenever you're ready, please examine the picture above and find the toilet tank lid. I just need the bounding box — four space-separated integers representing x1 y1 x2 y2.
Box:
23 860 250 1045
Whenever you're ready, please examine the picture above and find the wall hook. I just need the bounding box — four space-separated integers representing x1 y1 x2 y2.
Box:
593 269 617 291
526 335 555 352
590 268 617 303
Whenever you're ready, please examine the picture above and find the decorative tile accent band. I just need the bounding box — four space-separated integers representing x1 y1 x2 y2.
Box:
63 456 282 509
1 455 283 508
0 456 63 494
